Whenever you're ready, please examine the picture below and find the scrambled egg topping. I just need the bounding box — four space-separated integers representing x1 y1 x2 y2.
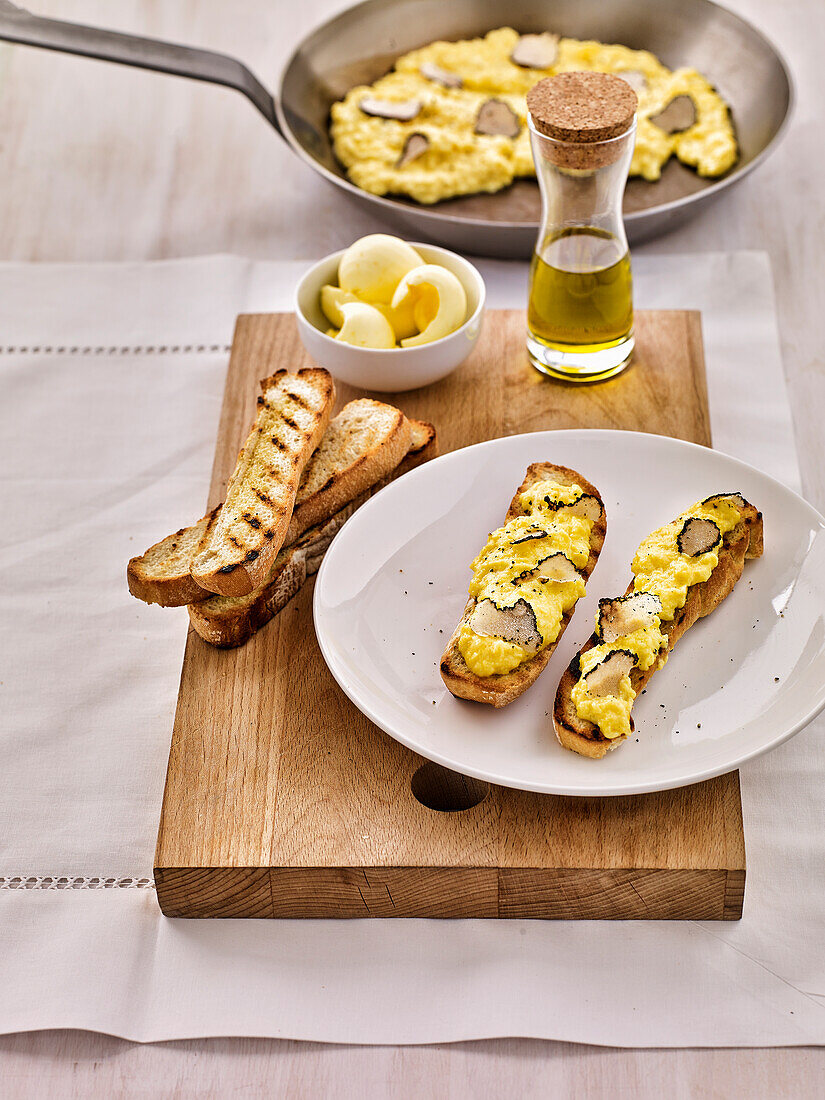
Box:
458 480 594 678
330 27 738 204
571 495 743 740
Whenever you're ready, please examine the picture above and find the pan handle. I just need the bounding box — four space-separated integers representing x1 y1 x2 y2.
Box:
0 0 282 135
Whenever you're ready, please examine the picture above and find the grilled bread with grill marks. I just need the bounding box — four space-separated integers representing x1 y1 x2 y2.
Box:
553 497 763 758
127 508 218 607
190 368 335 597
127 398 420 607
440 463 606 708
283 399 411 546
188 418 438 648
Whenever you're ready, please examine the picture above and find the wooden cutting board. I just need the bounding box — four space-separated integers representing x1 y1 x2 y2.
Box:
154 309 745 920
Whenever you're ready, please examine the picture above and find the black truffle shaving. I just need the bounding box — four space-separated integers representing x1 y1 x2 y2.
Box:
468 596 543 652
511 526 549 545
396 132 429 168
582 649 638 697
701 492 747 511
650 94 697 134
539 492 602 522
677 516 721 557
514 551 578 586
596 591 662 644
474 99 521 138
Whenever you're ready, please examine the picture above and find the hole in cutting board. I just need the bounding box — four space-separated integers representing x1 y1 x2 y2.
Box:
410 762 490 812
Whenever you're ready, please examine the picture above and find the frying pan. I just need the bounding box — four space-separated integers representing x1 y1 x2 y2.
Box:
0 0 793 257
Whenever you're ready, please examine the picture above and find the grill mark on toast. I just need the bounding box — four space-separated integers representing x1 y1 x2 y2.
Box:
190 368 335 595
131 411 433 611
314 475 337 495
188 438 434 647
286 391 313 413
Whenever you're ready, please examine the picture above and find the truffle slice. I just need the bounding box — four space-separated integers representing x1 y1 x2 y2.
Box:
510 33 559 70
517 552 579 586
396 132 429 168
359 97 422 121
468 597 542 653
596 591 662 644
532 492 603 522
475 99 521 138
511 525 549 545
677 516 721 557
419 62 462 88
617 70 648 93
650 95 697 134
583 649 637 697
701 492 747 511
563 493 603 523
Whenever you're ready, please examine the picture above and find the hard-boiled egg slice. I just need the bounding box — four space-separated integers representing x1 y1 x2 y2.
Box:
338 234 424 304
334 301 397 349
391 265 468 347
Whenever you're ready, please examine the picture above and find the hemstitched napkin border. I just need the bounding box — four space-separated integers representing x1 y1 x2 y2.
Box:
0 878 155 890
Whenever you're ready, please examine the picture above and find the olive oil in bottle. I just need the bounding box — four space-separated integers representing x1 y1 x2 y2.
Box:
525 72 638 381
528 227 633 354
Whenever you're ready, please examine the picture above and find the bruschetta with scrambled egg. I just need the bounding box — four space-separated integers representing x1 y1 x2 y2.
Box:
554 492 763 757
440 463 606 707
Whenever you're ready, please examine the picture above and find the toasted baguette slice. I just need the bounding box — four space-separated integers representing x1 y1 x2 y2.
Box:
554 495 763 758
127 507 218 607
127 399 421 608
403 419 438 470
188 500 365 649
440 463 606 708
188 420 438 648
190 368 335 597
284 399 411 545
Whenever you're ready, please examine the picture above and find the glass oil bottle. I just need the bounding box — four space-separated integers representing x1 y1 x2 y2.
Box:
525 72 638 381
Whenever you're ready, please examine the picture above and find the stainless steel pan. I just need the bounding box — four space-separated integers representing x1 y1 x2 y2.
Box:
0 0 793 257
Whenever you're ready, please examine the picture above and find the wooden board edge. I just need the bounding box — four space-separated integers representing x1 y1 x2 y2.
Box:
154 866 744 920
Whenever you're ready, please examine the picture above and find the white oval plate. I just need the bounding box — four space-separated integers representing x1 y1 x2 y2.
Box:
313 430 825 796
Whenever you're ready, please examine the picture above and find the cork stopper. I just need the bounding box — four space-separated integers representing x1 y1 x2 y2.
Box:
527 72 637 169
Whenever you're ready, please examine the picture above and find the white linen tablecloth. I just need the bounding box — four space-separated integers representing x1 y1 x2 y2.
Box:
0 251 821 1045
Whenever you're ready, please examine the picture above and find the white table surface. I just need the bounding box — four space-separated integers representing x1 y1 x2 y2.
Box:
1 0 823 1095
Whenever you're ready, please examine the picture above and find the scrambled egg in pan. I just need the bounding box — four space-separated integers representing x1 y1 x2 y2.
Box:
329 27 738 204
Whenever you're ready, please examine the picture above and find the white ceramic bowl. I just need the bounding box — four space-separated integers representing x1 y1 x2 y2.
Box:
294 242 486 393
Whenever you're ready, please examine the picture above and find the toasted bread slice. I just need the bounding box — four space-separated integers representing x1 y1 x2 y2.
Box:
188 501 364 649
553 496 763 758
127 399 422 608
402 419 438 472
284 399 412 545
440 463 606 708
188 420 438 648
190 368 335 597
127 507 218 607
